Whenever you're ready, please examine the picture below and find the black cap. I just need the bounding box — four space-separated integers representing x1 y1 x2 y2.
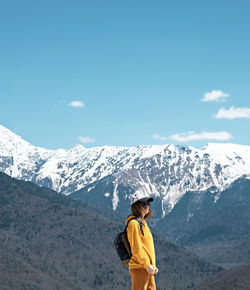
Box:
131 196 154 205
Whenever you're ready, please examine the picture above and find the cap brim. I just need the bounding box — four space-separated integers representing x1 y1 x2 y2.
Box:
138 197 154 203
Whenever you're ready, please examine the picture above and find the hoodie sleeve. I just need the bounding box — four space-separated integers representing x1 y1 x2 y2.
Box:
127 220 151 268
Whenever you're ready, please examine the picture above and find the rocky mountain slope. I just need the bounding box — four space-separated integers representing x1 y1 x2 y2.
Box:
194 260 250 290
1 124 250 217
0 172 222 290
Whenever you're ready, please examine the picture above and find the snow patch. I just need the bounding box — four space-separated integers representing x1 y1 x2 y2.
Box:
187 213 194 222
112 183 119 210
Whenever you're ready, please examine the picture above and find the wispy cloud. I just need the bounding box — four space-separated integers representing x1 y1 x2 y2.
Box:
153 133 166 141
78 136 95 143
202 90 229 102
69 101 85 108
170 131 233 142
214 106 250 119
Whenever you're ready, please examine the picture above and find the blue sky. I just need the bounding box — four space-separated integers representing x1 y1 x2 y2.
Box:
0 0 249 149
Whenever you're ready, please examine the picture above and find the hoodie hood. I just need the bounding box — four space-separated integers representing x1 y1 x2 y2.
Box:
125 215 137 225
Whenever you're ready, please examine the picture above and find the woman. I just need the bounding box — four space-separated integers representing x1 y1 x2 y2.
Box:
125 196 158 290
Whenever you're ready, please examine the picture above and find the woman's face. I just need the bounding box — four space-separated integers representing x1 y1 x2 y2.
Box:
141 204 150 218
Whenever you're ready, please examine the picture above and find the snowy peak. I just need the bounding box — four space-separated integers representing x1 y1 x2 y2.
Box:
0 124 52 156
0 125 53 179
0 124 33 153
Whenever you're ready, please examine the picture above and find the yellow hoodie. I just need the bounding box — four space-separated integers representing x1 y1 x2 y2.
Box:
125 215 156 270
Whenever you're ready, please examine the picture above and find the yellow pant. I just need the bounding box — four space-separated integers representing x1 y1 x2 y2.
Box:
129 268 156 290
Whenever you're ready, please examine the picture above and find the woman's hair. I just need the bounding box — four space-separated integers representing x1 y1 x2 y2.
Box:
129 201 153 221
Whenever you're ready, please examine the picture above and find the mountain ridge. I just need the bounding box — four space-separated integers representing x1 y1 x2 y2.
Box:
1 124 250 216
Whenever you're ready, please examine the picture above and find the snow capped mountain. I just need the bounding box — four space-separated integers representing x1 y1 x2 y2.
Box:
0 125 54 178
1 124 250 215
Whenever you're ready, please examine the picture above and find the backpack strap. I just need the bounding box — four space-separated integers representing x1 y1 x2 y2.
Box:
125 217 144 236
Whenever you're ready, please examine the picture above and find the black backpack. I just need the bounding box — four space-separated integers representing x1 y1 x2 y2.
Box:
113 217 144 266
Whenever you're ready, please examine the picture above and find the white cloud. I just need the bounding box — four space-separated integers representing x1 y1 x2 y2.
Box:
78 136 95 143
202 90 229 102
153 133 166 141
170 131 233 142
69 101 85 108
214 106 250 119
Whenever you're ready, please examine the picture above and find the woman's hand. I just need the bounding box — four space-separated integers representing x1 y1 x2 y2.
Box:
146 265 155 275
154 267 159 274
